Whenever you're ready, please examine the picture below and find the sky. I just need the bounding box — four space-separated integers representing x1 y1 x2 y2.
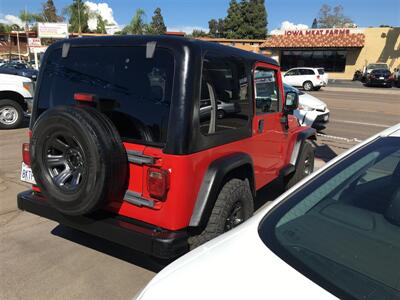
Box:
0 0 399 33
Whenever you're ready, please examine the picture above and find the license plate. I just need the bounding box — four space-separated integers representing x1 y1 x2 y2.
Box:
324 115 329 122
379 77 384 80
21 162 36 184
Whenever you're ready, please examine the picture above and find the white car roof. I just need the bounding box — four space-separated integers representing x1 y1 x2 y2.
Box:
288 67 321 70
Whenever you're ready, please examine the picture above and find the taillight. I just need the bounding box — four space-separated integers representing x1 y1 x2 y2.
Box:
147 168 169 200
22 143 30 166
316 75 320 80
74 93 95 102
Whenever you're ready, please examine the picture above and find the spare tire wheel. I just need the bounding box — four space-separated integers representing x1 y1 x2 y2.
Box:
30 105 128 216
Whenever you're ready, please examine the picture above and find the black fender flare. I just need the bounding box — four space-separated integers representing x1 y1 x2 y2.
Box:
290 127 316 168
189 153 255 228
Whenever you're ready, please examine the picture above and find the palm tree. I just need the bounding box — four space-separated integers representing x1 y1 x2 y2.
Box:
122 9 146 35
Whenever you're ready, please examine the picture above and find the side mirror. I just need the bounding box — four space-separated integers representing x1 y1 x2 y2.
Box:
284 91 299 114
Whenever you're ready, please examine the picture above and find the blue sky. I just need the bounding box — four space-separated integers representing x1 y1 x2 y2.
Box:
1 0 399 32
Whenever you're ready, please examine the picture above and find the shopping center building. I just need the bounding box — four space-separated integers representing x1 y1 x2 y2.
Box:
260 27 400 79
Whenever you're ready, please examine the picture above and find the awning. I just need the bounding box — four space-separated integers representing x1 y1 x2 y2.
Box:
261 33 365 48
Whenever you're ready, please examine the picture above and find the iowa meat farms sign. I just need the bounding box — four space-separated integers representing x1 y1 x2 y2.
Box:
285 29 351 36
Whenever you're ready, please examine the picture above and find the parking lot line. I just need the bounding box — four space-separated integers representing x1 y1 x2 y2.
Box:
331 119 392 128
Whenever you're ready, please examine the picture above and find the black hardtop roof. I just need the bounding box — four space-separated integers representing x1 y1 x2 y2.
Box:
50 35 279 67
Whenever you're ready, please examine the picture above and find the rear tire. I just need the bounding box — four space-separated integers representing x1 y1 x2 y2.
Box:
189 178 254 249
30 105 128 216
303 81 314 91
284 141 314 190
0 99 23 129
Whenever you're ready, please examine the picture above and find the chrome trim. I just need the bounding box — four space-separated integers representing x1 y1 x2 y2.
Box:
124 190 154 208
126 150 155 165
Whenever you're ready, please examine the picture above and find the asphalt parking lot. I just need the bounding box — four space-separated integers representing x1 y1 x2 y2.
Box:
1 85 399 299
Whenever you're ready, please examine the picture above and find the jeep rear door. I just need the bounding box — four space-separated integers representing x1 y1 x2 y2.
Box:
252 62 288 188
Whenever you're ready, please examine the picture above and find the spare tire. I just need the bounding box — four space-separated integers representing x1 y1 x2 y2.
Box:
30 105 128 216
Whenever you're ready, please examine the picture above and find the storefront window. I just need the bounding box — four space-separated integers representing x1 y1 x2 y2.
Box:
281 49 347 72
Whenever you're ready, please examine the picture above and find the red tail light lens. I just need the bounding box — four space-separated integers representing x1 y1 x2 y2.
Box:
316 75 320 80
147 168 169 200
74 93 95 102
22 143 30 165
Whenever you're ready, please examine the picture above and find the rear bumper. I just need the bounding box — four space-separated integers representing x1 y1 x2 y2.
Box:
17 190 189 259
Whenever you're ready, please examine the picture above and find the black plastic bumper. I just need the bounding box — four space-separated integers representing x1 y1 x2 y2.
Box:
17 190 189 259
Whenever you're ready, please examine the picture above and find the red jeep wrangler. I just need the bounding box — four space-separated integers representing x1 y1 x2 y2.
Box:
18 36 315 259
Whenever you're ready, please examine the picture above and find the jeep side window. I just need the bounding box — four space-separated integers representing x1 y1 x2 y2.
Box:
199 52 249 135
254 68 280 114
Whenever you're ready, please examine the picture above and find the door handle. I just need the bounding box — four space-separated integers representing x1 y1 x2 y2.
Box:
258 119 264 133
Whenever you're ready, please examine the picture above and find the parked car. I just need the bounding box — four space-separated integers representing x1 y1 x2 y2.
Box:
200 99 241 119
284 84 329 130
0 73 34 129
0 61 38 80
135 123 400 300
362 63 390 82
283 67 328 91
17 36 316 259
365 68 393 87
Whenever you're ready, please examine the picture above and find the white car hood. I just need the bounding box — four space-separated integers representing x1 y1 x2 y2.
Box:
299 92 327 110
138 211 336 300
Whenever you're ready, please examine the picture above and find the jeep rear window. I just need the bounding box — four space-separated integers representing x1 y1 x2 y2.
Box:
37 45 174 146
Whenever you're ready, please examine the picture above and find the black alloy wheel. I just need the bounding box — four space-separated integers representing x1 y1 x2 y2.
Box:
45 133 86 192
224 201 244 231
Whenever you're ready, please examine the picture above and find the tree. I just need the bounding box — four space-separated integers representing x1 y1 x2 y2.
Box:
208 19 218 37
191 29 209 37
20 11 43 30
208 18 225 38
311 18 318 28
147 8 166 34
241 0 267 39
224 0 243 38
317 4 353 28
122 9 146 35
64 0 90 34
42 0 63 22
218 0 268 39
95 14 107 33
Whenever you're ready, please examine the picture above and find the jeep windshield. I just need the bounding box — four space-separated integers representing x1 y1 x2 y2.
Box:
37 45 175 146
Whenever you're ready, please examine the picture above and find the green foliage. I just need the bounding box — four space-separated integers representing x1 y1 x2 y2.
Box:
210 0 268 39
95 14 106 34
224 0 242 38
317 4 353 28
121 9 146 35
147 7 166 35
64 0 90 33
0 23 12 33
42 0 63 22
190 29 209 37
19 10 44 31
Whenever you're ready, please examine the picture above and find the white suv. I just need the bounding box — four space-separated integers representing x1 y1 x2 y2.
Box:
283 67 328 91
0 73 34 129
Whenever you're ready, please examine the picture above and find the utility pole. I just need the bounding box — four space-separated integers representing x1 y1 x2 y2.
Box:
25 6 31 60
16 30 21 61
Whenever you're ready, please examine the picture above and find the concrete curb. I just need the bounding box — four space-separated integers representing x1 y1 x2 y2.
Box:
323 86 400 95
